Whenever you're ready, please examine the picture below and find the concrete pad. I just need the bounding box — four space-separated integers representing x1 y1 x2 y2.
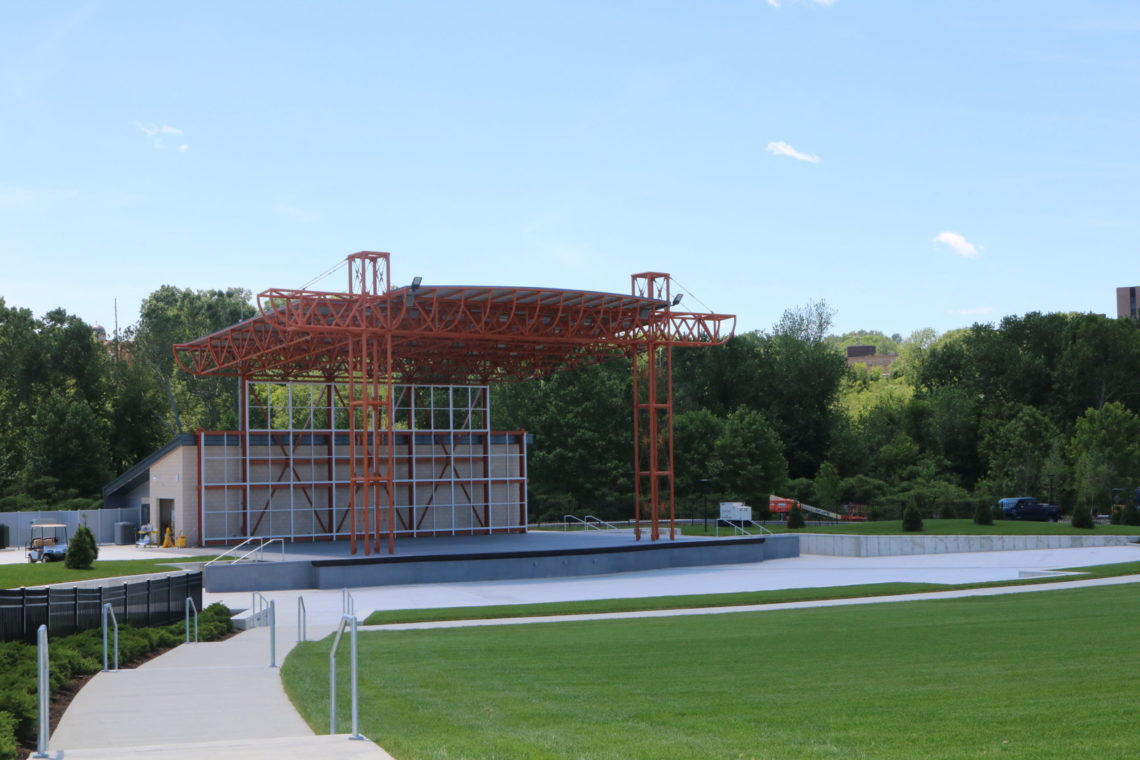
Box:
49 734 393 759
207 544 1140 626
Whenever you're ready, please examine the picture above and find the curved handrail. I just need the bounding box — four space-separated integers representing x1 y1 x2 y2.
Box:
562 515 621 531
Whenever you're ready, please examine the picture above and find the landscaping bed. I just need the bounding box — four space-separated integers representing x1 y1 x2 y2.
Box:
0 602 234 760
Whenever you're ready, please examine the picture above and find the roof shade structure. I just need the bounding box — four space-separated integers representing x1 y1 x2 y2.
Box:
175 252 735 555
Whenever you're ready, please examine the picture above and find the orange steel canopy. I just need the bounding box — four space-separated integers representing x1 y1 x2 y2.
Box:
174 252 735 552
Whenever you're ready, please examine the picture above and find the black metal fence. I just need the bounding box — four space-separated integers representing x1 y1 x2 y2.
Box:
0 572 202 643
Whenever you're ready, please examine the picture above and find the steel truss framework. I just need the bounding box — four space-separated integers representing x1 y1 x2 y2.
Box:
175 252 734 554
197 382 526 546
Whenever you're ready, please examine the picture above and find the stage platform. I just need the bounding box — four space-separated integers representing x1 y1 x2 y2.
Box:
202 530 800 592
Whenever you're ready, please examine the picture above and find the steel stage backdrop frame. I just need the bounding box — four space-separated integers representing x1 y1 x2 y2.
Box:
175 252 734 554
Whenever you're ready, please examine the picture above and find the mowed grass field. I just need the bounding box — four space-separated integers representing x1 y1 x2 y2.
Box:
0 556 215 589
283 583 1140 759
680 519 1140 536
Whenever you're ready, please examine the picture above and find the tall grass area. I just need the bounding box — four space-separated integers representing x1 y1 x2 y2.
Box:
284 585 1140 759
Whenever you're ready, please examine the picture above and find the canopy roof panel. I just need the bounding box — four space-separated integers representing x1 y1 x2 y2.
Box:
174 254 735 384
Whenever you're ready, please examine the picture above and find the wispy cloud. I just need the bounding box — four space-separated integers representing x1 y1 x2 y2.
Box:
766 141 821 164
956 306 996 316
934 231 982 258
767 0 781 7
135 122 190 151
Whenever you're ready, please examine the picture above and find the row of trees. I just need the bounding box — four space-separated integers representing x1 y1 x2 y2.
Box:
3 284 1139 521
0 288 249 508
497 307 1140 521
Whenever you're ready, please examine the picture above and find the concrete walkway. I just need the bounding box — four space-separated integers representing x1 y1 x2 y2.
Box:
45 544 1140 758
49 624 394 759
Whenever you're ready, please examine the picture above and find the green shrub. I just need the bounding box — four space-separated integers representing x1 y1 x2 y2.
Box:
0 710 16 760
65 524 98 569
973 502 993 526
1071 504 1095 529
1110 506 1123 525
1121 502 1140 527
902 504 923 532
786 503 805 529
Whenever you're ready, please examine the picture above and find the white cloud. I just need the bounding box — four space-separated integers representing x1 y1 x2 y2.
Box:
767 0 781 7
766 141 821 163
956 306 996 316
934 231 982 258
135 122 189 151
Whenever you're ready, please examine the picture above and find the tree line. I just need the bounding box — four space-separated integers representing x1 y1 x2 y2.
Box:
497 307 1140 522
0 288 248 509
3 287 1139 520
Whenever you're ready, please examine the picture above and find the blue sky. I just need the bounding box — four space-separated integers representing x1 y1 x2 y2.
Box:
2 1 1138 339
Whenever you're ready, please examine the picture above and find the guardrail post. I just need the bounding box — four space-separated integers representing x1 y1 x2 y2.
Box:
269 600 277 668
349 614 361 740
330 614 364 740
101 602 119 672
184 597 199 643
33 624 49 758
297 596 307 642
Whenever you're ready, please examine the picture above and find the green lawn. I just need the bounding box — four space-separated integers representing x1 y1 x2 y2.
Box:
0 556 214 589
363 559 1140 625
682 518 1140 536
285 584 1140 759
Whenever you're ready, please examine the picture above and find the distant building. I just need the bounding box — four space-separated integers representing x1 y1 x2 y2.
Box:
845 344 899 375
1117 287 1139 319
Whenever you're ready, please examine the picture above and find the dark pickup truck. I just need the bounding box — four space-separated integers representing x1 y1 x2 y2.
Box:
999 497 1062 522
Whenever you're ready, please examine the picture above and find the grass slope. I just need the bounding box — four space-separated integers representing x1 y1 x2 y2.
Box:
363 559 1140 625
0 556 213 589
285 584 1140 759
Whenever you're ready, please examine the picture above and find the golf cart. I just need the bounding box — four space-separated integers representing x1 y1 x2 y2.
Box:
26 523 69 563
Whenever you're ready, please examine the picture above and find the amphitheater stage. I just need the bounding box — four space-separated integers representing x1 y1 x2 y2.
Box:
201 530 800 592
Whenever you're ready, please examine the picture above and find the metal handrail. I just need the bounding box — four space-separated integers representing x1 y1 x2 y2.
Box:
562 515 620 531
206 536 286 566
297 595 307 642
102 603 120 671
248 591 277 667
185 597 199 643
329 614 364 741
33 625 49 758
341 588 355 617
717 519 774 537
251 591 271 626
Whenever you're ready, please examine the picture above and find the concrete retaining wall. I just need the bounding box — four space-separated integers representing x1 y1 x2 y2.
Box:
798 533 1140 557
203 534 801 592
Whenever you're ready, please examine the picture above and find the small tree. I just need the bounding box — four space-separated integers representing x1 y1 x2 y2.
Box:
1070 503 1095 530
1121 502 1140 527
973 502 993 526
902 504 923 532
787 503 805 529
65 523 98 569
